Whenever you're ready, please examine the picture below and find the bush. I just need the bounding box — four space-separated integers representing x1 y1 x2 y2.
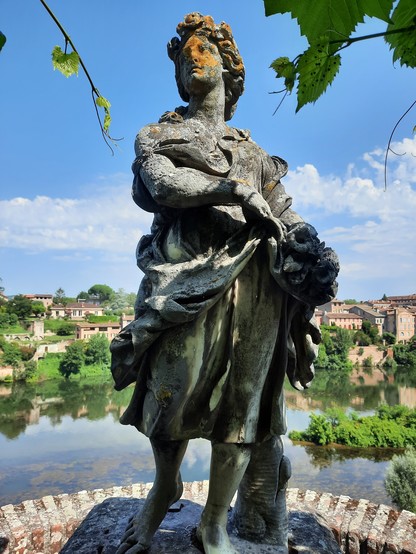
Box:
59 341 85 379
362 355 373 368
56 322 76 336
290 405 416 448
385 447 416 511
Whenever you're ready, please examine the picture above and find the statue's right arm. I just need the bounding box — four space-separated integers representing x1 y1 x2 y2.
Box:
135 125 279 226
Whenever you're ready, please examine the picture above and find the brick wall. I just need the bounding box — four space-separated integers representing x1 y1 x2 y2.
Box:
0 483 415 553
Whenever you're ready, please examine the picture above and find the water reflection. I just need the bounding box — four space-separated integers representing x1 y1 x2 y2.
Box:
0 368 414 507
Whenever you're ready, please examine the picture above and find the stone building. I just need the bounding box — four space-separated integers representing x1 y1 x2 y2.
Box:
383 307 415 343
76 322 121 341
322 312 363 330
348 304 385 335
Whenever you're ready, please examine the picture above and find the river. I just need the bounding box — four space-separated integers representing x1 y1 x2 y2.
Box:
0 365 415 508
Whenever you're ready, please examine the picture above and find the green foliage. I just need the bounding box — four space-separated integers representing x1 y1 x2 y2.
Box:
59 341 85 379
393 342 416 367
266 0 416 111
18 345 36 361
315 326 353 371
385 0 416 67
385 447 416 511
96 96 112 132
382 331 396 345
295 41 341 111
37 353 62 379
6 295 33 320
354 330 372 346
85 334 110 367
88 284 115 303
86 315 118 323
0 342 22 368
290 404 416 448
56 322 76 336
24 360 37 380
0 312 19 329
383 356 397 374
51 45 79 77
362 355 373 367
31 301 45 316
0 31 6 52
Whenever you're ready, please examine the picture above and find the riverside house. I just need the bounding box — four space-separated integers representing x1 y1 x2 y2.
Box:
49 302 104 320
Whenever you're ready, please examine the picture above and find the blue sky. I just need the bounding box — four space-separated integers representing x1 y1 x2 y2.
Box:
1 0 415 301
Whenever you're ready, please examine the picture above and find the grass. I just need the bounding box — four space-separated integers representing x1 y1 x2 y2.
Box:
34 354 111 381
43 319 76 332
0 325 29 334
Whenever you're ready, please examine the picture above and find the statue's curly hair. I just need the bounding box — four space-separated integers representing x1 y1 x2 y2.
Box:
167 13 245 121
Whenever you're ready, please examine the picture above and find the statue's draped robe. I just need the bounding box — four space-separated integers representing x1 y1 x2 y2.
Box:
111 123 319 443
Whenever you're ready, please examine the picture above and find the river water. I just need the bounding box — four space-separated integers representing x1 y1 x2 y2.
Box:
0 366 415 508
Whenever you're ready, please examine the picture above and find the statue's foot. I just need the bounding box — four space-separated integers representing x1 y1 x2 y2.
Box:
196 521 237 554
115 480 183 554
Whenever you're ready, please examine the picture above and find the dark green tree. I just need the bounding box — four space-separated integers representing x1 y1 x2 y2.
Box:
56 322 76 336
85 334 110 367
87 284 115 304
31 301 46 317
382 332 397 345
59 341 85 379
1 342 22 368
6 295 33 320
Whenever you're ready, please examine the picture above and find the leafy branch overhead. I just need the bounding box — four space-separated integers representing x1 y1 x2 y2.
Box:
42 0 118 150
266 0 416 112
0 31 6 52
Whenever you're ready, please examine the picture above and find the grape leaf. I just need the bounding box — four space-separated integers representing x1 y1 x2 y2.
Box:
95 96 112 132
264 0 293 17
287 0 365 43
0 31 6 52
385 0 416 68
96 96 111 110
52 46 80 77
103 112 112 132
363 0 394 23
270 57 297 92
296 42 341 111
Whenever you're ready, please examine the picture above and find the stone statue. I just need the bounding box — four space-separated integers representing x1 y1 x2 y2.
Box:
110 12 339 554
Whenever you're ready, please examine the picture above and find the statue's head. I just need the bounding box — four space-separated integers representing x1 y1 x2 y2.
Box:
168 13 245 121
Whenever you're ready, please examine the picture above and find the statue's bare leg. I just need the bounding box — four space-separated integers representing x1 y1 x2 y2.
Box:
116 438 188 554
197 442 251 554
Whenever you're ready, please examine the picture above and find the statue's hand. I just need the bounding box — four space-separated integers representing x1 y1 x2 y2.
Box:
238 184 286 242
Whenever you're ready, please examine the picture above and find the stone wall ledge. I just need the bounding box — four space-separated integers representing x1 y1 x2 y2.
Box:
1 483 415 553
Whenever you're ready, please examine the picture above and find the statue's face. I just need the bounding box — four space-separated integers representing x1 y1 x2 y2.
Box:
179 34 223 96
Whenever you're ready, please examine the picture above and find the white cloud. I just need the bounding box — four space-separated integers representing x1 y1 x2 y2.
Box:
1 139 416 299
284 136 416 298
0 174 152 253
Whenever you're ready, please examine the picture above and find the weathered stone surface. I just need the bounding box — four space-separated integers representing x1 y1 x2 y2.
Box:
288 511 341 554
60 498 342 554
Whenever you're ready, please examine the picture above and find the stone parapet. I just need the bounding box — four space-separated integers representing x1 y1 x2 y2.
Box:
0 483 415 553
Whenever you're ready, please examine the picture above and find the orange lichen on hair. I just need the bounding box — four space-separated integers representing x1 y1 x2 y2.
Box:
264 182 277 192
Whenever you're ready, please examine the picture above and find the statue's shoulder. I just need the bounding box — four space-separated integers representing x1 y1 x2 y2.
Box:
232 127 289 180
135 119 187 157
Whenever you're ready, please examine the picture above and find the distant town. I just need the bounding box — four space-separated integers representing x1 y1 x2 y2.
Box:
317 294 416 343
0 286 415 382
